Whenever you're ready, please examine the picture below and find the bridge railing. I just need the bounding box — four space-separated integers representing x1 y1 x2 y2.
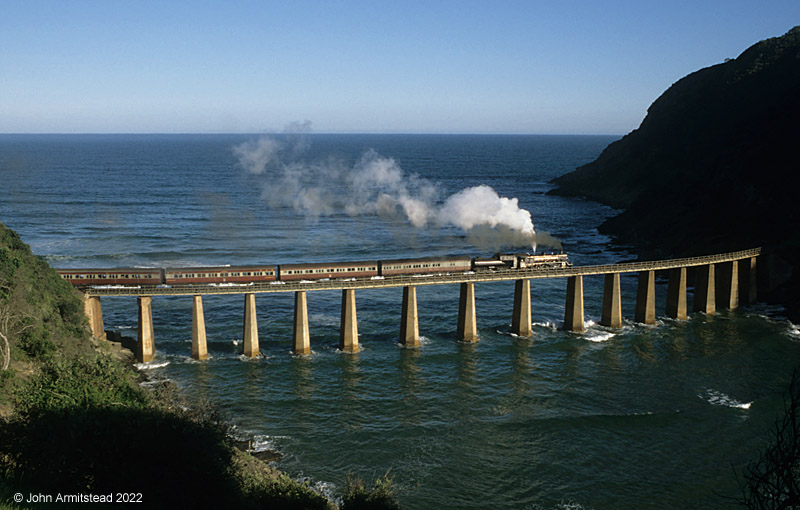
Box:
79 247 761 297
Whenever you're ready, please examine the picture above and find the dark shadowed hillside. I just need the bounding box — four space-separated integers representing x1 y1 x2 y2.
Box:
549 26 800 318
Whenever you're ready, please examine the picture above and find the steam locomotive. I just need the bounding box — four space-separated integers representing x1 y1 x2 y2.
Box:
57 252 570 287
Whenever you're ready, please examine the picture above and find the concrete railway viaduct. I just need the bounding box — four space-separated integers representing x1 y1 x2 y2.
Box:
76 248 762 363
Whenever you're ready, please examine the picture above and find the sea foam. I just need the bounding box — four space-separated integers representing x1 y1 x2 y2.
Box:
701 388 752 409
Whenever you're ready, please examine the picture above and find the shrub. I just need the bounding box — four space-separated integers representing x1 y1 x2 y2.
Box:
0 405 240 508
341 472 400 510
243 473 333 510
13 354 149 414
18 325 56 359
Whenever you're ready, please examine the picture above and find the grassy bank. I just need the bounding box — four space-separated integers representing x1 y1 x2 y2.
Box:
0 222 398 509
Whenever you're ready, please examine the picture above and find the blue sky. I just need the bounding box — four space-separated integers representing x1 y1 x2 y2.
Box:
2 1 798 135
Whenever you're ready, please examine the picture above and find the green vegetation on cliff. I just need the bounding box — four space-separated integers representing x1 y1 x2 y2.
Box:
549 26 800 317
0 222 398 509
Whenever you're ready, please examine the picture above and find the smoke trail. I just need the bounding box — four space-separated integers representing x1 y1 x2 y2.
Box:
232 137 282 175
233 132 559 250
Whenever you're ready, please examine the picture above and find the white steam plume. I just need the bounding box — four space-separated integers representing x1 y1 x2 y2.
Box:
438 185 534 236
233 132 558 250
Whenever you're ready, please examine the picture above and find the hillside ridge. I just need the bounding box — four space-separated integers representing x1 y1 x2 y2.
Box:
548 26 800 318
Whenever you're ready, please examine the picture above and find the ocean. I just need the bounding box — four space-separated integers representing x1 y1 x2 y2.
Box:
2 133 799 509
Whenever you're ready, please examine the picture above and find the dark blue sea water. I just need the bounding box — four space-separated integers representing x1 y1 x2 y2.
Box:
2 134 799 509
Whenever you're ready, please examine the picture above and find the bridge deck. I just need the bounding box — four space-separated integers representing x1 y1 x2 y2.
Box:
80 248 761 297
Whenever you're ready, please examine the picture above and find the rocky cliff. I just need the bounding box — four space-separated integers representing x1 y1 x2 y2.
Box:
549 26 800 318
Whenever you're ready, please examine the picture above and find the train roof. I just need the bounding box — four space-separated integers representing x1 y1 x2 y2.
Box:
380 255 471 265
163 265 277 272
279 260 379 270
56 267 162 273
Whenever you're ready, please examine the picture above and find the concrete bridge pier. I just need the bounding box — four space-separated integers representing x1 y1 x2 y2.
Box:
693 264 716 315
457 282 478 342
83 294 106 340
511 279 532 337
738 256 758 305
716 261 739 311
563 276 585 332
600 273 622 328
192 295 208 360
666 267 688 320
400 286 420 347
635 270 656 324
137 296 155 362
293 291 311 355
340 289 360 353
243 293 259 358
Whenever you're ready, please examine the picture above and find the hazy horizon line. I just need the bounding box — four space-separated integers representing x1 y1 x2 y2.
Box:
0 131 625 137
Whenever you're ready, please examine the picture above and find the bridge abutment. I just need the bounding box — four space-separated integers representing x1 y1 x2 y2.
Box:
137 296 155 362
563 276 584 332
666 267 688 320
457 282 478 342
600 273 622 328
243 293 259 358
83 294 106 340
340 289 360 352
635 270 656 325
693 264 716 315
400 286 420 347
293 291 311 355
192 295 208 360
511 279 532 337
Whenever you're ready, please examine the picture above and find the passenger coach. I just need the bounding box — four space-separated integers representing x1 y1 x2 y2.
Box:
163 266 277 285
278 261 379 281
57 268 163 286
379 256 472 276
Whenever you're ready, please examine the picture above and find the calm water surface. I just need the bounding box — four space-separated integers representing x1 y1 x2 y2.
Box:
2 134 799 509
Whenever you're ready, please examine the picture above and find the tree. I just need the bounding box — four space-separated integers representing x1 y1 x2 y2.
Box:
739 368 800 509
0 277 33 371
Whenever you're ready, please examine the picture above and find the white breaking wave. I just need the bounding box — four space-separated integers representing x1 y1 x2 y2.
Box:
701 389 752 409
250 434 290 453
238 353 268 361
585 331 616 343
139 378 172 387
134 360 170 370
